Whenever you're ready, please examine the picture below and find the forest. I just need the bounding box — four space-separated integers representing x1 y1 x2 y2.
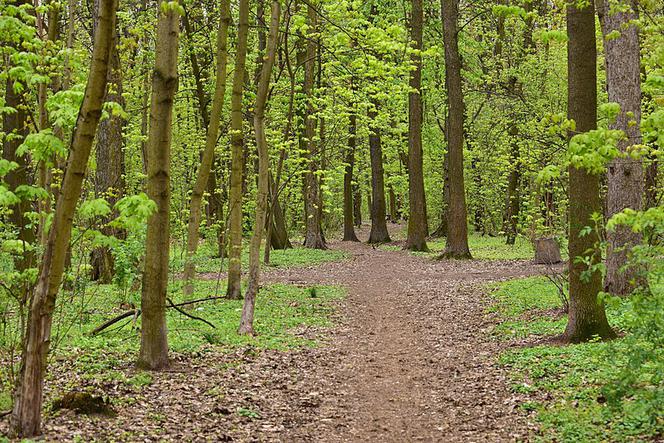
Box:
0 0 662 440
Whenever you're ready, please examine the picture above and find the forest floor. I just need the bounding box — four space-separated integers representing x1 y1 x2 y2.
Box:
3 225 560 442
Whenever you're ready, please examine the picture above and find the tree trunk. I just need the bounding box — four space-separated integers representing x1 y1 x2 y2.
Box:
343 110 359 242
441 0 471 258
368 104 391 243
183 0 230 297
597 0 644 295
388 185 398 222
353 185 362 227
504 130 521 245
431 149 450 238
10 0 117 436
138 0 180 370
405 0 428 252
3 73 35 281
302 4 326 249
226 0 250 298
563 0 615 343
91 30 125 284
239 0 280 335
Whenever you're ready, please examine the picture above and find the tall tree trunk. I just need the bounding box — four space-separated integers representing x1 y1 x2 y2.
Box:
10 0 117 436
302 3 326 249
504 128 520 245
138 0 180 370
405 0 428 252
368 103 391 243
343 110 359 242
431 149 449 237
563 0 615 343
183 0 230 296
388 185 398 222
441 0 471 258
598 0 644 295
3 77 35 281
91 32 125 283
226 0 250 298
238 0 280 335
353 185 362 227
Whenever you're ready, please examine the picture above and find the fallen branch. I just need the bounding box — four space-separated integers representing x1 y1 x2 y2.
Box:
167 297 216 329
90 295 222 336
90 310 139 336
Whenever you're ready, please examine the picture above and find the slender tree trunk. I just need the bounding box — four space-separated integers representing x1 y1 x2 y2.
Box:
239 0 280 335
504 128 520 245
368 104 391 243
138 0 180 369
183 0 230 296
343 110 359 242
441 0 471 258
431 149 450 238
10 0 118 436
302 3 326 249
644 159 658 209
597 0 644 295
405 0 428 252
388 185 398 222
226 0 250 298
563 0 615 343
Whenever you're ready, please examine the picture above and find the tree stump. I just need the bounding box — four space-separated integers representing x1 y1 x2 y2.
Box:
534 237 562 264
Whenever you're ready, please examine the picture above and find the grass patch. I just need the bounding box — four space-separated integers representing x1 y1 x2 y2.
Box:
170 240 348 274
414 234 538 260
491 273 663 442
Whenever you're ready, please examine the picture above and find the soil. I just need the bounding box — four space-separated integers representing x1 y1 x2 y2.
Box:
2 224 552 442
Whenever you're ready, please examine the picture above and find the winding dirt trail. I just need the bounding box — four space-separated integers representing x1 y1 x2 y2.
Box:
23 225 552 442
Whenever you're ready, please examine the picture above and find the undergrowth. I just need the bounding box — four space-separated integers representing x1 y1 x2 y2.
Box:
492 271 664 442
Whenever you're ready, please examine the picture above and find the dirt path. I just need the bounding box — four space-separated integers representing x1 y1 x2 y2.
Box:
25 226 551 442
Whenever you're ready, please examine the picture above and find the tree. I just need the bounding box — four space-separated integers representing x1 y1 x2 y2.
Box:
238 0 280 335
303 2 326 250
183 0 230 297
440 0 471 259
10 0 118 435
138 0 181 370
405 0 428 252
227 0 250 299
368 102 391 244
598 0 644 295
90 8 125 283
562 0 615 343
343 106 360 242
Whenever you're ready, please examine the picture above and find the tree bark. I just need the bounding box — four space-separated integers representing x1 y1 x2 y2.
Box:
405 0 428 252
353 185 362 227
138 0 181 370
504 128 520 245
239 0 280 335
91 27 125 284
226 0 250 298
563 0 615 343
368 104 391 243
10 0 118 436
597 0 644 295
183 0 230 297
441 0 471 258
302 3 326 249
343 110 359 242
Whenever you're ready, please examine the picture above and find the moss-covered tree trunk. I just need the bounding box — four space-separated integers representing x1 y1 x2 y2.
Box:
441 0 471 259
183 0 230 297
405 0 428 252
239 0 280 335
138 0 181 369
226 0 250 299
10 0 118 436
563 0 615 343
